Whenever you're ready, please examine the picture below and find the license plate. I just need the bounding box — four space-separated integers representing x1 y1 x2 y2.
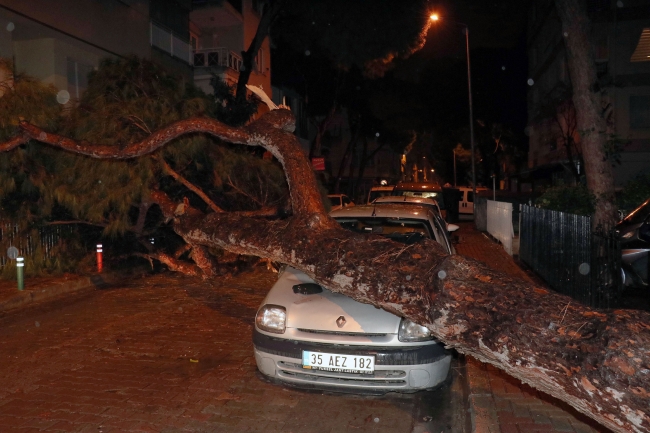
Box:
302 351 375 374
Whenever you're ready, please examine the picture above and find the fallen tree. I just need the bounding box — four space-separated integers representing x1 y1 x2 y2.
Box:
2 110 649 433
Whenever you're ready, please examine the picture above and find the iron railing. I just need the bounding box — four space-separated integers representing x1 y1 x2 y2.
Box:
193 47 242 71
519 205 621 308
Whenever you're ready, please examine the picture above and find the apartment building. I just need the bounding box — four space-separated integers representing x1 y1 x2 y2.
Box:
526 0 650 190
0 0 193 101
190 0 271 95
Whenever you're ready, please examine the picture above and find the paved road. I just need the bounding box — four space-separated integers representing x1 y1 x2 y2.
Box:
0 269 468 432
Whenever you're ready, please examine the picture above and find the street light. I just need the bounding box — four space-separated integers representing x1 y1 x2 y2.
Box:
430 14 476 199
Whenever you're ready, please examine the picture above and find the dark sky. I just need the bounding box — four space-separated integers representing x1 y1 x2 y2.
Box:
394 0 531 134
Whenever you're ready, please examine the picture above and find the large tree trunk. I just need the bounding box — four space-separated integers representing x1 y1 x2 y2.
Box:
554 0 617 227
3 110 650 433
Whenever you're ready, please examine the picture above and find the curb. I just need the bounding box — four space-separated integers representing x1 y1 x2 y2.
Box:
0 270 135 313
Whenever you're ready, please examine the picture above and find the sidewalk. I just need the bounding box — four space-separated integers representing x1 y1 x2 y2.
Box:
0 268 135 314
454 222 609 433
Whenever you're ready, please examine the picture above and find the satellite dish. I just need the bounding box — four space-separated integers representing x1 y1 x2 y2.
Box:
7 246 18 260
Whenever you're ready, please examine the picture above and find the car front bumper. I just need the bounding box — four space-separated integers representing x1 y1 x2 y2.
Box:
253 329 451 393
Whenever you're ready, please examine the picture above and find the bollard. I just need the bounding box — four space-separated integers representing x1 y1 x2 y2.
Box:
16 256 24 291
96 244 103 273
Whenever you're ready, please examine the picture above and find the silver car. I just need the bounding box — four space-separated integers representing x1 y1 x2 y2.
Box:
253 204 453 393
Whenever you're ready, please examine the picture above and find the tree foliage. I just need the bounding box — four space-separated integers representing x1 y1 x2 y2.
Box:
0 56 289 273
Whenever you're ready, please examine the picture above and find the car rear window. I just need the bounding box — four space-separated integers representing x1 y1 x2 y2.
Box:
334 217 433 245
329 196 342 207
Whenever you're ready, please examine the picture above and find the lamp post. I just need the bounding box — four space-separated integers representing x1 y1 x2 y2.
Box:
453 149 457 187
430 14 476 199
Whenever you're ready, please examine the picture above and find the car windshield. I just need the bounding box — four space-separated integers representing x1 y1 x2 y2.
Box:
391 191 445 209
334 217 432 245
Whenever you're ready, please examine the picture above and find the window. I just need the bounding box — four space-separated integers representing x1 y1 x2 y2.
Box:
254 49 264 72
252 0 265 15
630 95 650 129
67 58 93 100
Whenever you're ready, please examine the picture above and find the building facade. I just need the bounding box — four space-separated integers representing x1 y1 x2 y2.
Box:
190 0 271 96
0 0 193 102
527 0 650 190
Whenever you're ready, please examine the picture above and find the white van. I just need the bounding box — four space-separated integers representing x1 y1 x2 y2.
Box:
458 187 488 216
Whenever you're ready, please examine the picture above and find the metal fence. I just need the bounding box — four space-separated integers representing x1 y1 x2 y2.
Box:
0 223 73 267
519 205 621 308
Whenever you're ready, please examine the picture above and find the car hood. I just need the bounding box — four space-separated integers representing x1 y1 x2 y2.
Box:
264 267 401 334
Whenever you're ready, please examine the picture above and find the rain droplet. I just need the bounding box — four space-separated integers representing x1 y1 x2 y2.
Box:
178 307 183 312
375 132 380 137
438 270 447 279
578 263 590 275
524 126 531 136
501 66 506 71
56 90 70 104
563 32 568 37
617 0 624 7
305 50 311 56
527 78 535 86
35 321 40 327
6 22 15 32
405 275 411 281
373 417 379 423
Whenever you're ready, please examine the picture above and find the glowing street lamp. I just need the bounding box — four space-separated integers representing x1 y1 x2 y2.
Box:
430 14 476 198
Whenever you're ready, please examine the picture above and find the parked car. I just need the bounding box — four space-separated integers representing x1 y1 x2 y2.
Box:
391 182 446 218
616 197 650 288
253 204 454 393
366 185 395 204
373 195 460 234
327 194 355 211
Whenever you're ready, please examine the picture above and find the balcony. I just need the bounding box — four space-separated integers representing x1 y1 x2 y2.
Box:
193 48 242 72
150 21 191 64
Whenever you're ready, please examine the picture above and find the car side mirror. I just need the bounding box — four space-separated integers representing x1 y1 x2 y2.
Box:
447 224 460 232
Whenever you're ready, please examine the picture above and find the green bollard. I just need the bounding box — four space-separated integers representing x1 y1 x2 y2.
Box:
16 257 24 291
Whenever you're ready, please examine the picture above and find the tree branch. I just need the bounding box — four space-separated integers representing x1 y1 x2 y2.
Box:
156 155 224 214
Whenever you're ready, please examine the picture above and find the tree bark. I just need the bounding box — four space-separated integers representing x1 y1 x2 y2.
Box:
3 111 650 433
554 0 617 227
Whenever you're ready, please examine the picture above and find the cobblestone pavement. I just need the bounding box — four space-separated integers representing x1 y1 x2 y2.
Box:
0 269 466 433
454 222 610 433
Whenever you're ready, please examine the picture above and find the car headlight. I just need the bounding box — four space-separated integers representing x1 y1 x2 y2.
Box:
255 305 286 334
398 319 433 342
621 231 635 239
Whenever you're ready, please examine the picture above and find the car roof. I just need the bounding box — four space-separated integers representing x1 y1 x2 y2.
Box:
457 186 488 191
394 182 442 192
330 203 433 219
369 185 395 191
374 196 440 206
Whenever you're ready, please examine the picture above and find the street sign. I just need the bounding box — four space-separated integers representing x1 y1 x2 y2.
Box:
7 246 18 260
311 157 325 171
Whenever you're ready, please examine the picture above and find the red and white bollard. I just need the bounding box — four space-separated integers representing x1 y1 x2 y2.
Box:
96 244 103 273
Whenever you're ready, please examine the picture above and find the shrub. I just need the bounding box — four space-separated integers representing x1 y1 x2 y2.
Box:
535 184 595 216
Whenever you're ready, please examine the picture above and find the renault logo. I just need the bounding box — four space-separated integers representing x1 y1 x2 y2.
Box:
336 316 346 328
